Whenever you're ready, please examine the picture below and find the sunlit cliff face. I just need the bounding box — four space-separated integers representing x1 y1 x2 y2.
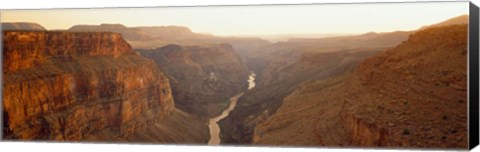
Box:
2 31 174 140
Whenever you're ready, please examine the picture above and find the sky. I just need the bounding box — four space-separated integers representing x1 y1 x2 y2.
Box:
0 1 469 36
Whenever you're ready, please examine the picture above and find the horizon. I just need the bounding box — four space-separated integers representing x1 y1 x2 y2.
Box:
1 2 468 37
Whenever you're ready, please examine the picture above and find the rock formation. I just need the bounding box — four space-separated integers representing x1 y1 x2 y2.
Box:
239 29 411 75
219 48 380 144
138 26 212 40
2 31 174 141
138 43 249 117
252 24 468 148
2 22 46 31
68 24 152 41
130 26 270 52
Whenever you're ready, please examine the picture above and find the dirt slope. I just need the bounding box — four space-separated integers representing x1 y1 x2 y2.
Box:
253 24 468 149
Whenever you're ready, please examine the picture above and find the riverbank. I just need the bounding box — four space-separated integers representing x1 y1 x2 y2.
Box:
208 72 256 145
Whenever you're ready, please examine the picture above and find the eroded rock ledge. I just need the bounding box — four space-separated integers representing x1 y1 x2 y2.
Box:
2 31 174 141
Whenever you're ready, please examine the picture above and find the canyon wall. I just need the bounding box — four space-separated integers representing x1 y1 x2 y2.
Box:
238 29 411 78
220 48 380 144
138 44 249 117
2 31 174 141
252 24 468 148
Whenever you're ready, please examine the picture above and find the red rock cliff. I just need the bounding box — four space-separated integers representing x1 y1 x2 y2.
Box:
3 31 133 72
2 31 174 141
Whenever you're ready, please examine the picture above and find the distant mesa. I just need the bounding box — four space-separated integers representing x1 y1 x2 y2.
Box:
1 22 46 31
159 44 186 51
279 30 412 53
137 26 202 40
98 23 128 29
67 24 205 41
68 24 152 41
129 25 270 51
359 31 378 37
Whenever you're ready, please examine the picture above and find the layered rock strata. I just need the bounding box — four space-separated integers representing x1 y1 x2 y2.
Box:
2 31 174 141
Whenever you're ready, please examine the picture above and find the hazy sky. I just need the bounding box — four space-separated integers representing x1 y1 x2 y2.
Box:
1 1 468 36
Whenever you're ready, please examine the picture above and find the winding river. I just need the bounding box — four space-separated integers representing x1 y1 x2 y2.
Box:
208 72 256 145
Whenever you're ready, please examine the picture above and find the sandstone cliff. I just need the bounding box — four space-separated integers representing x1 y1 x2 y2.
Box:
2 31 174 141
138 43 249 117
252 24 468 148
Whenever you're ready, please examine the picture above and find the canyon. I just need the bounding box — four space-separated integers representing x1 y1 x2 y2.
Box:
218 16 468 148
219 47 382 144
1 14 469 148
2 23 252 143
2 30 207 143
137 43 249 117
208 73 256 145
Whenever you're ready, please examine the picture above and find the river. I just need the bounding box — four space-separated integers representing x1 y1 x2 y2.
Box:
208 72 256 145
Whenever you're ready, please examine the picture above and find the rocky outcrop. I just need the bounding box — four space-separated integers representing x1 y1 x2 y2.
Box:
2 31 174 141
340 113 389 146
68 24 152 41
3 31 47 72
138 43 249 117
2 22 46 31
252 24 468 148
44 32 133 57
3 31 133 72
344 24 468 148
